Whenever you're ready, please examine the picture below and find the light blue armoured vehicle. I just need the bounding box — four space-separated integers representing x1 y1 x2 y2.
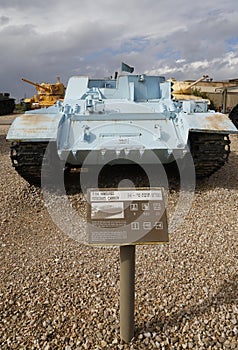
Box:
7 71 238 185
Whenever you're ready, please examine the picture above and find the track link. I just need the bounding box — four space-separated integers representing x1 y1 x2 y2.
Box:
189 132 230 178
10 142 48 185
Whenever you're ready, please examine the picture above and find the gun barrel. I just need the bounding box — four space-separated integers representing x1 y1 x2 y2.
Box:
21 78 50 92
189 75 209 88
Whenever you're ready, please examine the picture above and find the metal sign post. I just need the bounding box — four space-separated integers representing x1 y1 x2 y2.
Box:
87 187 168 343
120 245 135 343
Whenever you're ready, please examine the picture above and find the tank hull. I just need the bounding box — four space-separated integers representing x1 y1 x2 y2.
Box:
6 73 238 185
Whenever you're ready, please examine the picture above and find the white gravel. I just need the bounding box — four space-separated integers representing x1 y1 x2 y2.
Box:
0 121 237 350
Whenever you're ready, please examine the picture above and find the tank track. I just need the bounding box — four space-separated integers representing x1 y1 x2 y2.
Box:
10 142 49 185
10 133 231 185
189 132 230 178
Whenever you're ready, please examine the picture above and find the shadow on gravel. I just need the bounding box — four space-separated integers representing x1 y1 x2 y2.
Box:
195 150 238 191
61 151 238 196
0 134 10 155
41 146 238 194
63 163 181 196
136 274 238 336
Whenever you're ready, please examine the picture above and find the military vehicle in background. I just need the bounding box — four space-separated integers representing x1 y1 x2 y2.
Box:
0 93 15 116
7 70 238 185
22 77 66 110
169 75 210 102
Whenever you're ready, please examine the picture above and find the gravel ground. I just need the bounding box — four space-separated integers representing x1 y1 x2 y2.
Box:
0 120 238 350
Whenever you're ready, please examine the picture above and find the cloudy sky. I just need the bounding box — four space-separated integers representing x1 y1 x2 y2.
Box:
0 0 238 100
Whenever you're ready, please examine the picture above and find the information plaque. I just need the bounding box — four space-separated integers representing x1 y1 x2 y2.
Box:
87 188 168 245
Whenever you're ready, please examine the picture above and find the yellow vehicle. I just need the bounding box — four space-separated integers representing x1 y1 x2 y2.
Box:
22 77 66 110
169 75 210 101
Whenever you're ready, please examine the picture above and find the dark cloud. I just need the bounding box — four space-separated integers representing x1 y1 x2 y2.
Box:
0 0 238 99
0 15 10 26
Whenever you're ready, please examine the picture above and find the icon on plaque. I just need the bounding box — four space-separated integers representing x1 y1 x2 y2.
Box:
142 203 150 211
143 222 152 230
153 203 161 211
130 203 138 211
131 222 140 230
155 222 163 230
